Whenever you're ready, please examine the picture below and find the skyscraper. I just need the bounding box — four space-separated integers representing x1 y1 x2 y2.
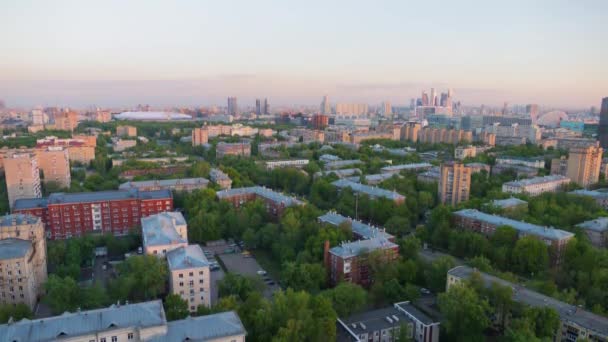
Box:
566 146 603 187
526 104 539 125
263 98 269 114
255 99 261 115
438 162 471 206
421 91 429 106
380 102 392 117
321 95 331 115
599 98 608 149
430 88 437 107
227 97 238 115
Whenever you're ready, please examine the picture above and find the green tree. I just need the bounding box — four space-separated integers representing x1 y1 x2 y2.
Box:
218 273 262 301
424 256 456 293
109 255 168 301
512 236 549 276
522 306 560 339
0 303 32 323
438 284 491 342
281 262 326 293
320 282 367 316
44 275 81 313
164 294 190 321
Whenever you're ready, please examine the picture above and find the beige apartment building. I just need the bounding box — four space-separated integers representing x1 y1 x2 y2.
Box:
438 162 471 206
0 214 47 310
36 136 96 165
192 127 209 146
566 146 603 187
52 110 78 131
167 244 211 311
4 152 42 209
35 146 71 188
142 212 188 257
116 125 138 137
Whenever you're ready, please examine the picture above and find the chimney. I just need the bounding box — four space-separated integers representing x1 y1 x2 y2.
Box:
323 240 330 270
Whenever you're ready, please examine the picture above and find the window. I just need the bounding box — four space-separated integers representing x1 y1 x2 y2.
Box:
179 273 183 278
128 332 134 340
189 272 193 277
101 338 106 342
112 337 118 342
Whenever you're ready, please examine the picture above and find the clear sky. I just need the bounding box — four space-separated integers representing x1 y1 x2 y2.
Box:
0 0 606 108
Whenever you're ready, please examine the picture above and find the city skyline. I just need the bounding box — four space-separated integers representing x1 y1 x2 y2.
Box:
1 0 607 108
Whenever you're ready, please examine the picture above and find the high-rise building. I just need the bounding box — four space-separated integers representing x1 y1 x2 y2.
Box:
116 125 137 137
321 95 331 115
263 98 269 114
191 127 209 146
430 88 437 107
312 114 329 130
567 146 603 187
4 153 42 209
526 104 539 125
53 110 78 131
599 98 608 149
0 214 47 309
438 162 471 206
35 146 71 189
335 103 368 116
380 102 392 117
227 97 238 115
421 91 429 106
255 99 261 115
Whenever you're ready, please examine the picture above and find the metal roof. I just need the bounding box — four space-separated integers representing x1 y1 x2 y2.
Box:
142 212 187 247
570 189 608 199
453 209 574 241
0 300 166 341
491 197 528 209
0 238 32 260
119 178 209 190
149 311 246 342
329 237 397 258
338 306 408 336
577 217 608 232
216 186 303 206
448 266 608 337
15 190 172 209
503 175 570 187
318 212 394 241
324 159 363 170
167 245 209 271
380 163 433 173
0 214 40 227
13 198 48 210
331 179 405 202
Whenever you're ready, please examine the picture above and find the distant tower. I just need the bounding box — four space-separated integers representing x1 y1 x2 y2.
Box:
321 95 331 115
526 104 539 125
502 102 509 116
263 98 269 115
421 91 429 106
255 99 261 115
599 97 608 149
227 97 238 115
430 88 437 107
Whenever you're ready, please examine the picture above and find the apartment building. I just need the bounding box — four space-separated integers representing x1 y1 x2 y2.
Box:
570 189 608 209
112 138 137 152
4 152 42 209
455 145 476 160
191 127 209 146
400 122 422 142
452 209 574 264
0 214 47 310
35 146 71 188
495 156 545 169
417 128 473 145
36 135 96 165
318 211 395 242
324 159 364 170
332 179 406 205
119 178 209 192
337 302 440 342
216 186 304 216
116 125 138 137
216 142 251 158
142 212 188 257
381 163 433 175
466 162 490 174
210 168 232 189
438 162 471 206
447 266 608 342
0 300 246 342
13 189 173 239
576 217 608 249
324 237 399 287
52 110 78 131
167 245 211 311
264 159 309 170
566 146 603 187
502 175 571 196
418 167 441 184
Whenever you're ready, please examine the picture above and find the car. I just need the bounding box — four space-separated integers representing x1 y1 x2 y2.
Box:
224 248 235 254
420 288 431 295
243 255 253 258
210 265 221 271
137 247 143 254
241 250 251 255
257 270 267 276
266 281 275 286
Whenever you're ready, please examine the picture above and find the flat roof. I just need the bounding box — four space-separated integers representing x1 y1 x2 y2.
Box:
0 300 166 341
503 175 570 187
448 266 608 337
491 197 528 209
324 159 363 170
119 178 209 190
381 163 433 172
577 217 608 232
330 237 397 258
570 189 608 199
149 311 246 342
394 301 437 326
13 198 47 210
0 238 32 260
142 212 187 247
15 190 172 209
0 214 40 227
339 306 408 336
332 179 405 201
167 245 209 271
318 212 394 240
453 209 574 241
216 186 304 206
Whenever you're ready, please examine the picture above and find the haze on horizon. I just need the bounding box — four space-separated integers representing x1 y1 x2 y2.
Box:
1 0 606 109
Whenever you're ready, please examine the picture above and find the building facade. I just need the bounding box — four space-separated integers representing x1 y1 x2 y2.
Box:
216 142 251 158
167 245 211 311
438 162 471 206
119 178 209 192
216 186 303 216
502 175 570 196
14 189 173 239
35 146 71 188
116 125 138 137
566 146 603 187
191 127 209 146
4 152 42 209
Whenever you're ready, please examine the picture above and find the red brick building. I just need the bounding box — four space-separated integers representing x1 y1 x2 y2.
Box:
324 237 399 287
311 114 329 130
216 186 303 217
13 189 173 239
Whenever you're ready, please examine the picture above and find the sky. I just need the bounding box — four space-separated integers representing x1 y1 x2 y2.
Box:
0 0 606 109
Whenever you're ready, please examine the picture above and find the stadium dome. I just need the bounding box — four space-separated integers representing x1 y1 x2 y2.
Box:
114 111 192 121
537 110 568 127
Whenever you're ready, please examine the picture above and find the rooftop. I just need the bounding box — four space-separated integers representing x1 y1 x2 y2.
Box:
331 179 405 202
12 198 48 210
15 190 172 209
142 212 187 247
0 214 40 227
394 301 437 326
330 237 397 258
380 163 433 173
149 311 245 342
491 197 528 209
503 175 570 187
338 306 407 337
577 217 608 232
119 178 209 190
0 300 166 341
0 238 32 260
324 159 363 170
318 212 394 241
216 186 304 206
448 266 608 337
570 189 608 199
453 209 574 241
166 245 209 271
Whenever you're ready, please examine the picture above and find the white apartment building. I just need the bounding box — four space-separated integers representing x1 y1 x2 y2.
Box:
167 245 211 311
264 159 309 170
502 175 570 196
142 212 188 257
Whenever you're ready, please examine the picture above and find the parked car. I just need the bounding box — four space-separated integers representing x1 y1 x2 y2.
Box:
257 270 267 276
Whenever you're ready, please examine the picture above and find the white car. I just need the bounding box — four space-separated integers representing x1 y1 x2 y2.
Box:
257 270 267 276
